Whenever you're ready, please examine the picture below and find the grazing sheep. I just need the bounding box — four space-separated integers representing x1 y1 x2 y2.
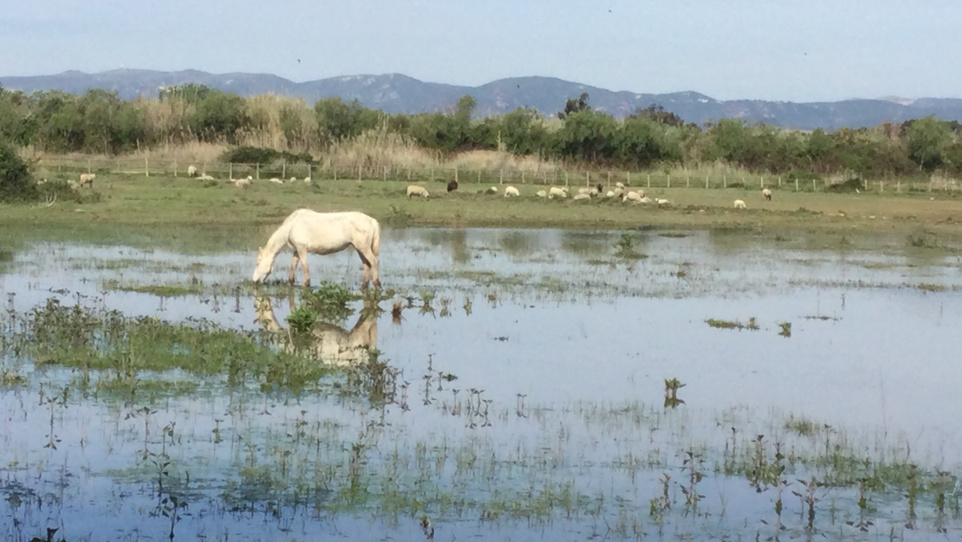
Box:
187 165 198 177
303 177 311 183
504 186 520 197
656 198 670 206
268 177 284 184
407 185 430 198
487 186 498 194
447 180 459 192
578 187 591 196
734 199 747 209
639 196 652 204
612 187 625 198
572 193 591 201
624 191 643 203
198 173 215 181
536 190 547 198
234 176 253 189
548 186 568 199
79 173 95 188
589 187 599 197
606 190 615 197
289 177 298 182
67 179 80 190
615 182 625 189
762 188 772 201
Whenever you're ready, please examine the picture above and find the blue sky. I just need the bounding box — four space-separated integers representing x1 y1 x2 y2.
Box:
1 0 959 102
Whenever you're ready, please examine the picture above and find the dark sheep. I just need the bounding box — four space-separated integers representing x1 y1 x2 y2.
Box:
447 180 459 192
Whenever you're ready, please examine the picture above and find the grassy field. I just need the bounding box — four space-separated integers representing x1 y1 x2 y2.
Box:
3 172 962 250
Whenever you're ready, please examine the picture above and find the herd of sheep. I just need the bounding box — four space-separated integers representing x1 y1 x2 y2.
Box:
403 180 764 207
40 166 775 209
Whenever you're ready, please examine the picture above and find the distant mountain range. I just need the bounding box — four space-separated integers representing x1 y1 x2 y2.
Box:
3 68 962 130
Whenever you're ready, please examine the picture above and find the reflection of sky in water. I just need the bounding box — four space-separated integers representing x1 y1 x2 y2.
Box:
1 228 961 539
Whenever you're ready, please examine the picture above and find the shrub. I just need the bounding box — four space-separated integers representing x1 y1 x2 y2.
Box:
0 142 37 203
220 146 314 165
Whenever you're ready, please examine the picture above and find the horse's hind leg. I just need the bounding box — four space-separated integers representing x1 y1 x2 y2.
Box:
356 248 379 290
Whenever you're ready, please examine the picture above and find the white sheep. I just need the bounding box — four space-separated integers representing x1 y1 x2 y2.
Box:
504 186 520 197
187 165 198 177
303 177 311 183
762 188 772 201
656 198 670 205
734 199 747 209
487 186 499 194
572 193 591 201
588 187 599 197
624 191 643 203
67 179 80 190
606 190 615 197
639 196 652 204
536 190 547 198
578 187 591 196
268 178 284 184
79 173 95 188
548 186 568 199
407 185 429 198
290 177 298 182
233 176 253 188
615 182 625 189
198 173 215 181
612 187 625 198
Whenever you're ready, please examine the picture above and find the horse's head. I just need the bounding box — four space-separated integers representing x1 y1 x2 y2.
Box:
252 247 273 283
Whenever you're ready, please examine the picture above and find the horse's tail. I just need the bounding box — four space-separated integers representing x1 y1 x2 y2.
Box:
370 217 381 258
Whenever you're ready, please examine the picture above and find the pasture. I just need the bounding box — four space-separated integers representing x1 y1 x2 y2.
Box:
4 171 962 241
1 170 961 540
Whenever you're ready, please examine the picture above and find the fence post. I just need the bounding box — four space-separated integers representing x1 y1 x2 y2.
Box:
174 161 178 178
384 166 388 181
705 175 709 189
203 161 207 176
812 179 816 191
542 171 547 185
760 177 764 189
229 162 233 180
647 174 651 188
282 161 286 179
667 174 671 188
626 171 630 186
686 175 690 188
334 166 337 181
564 171 569 187
521 170 525 184
723 175 727 189
607 171 611 186
256 163 260 180
145 157 149 178
795 178 799 191
455 166 459 184
87 158 92 173
478 170 481 184
307 163 311 180
358 165 362 181
879 180 883 192
778 176 782 187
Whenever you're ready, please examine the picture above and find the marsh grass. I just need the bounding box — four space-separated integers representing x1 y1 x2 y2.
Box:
706 317 759 330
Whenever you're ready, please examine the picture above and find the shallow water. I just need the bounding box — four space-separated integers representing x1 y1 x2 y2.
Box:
1 227 960 541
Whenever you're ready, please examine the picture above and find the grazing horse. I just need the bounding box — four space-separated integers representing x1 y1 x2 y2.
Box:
252 209 381 289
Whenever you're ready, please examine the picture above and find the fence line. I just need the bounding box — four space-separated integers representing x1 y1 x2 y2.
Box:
32 157 962 194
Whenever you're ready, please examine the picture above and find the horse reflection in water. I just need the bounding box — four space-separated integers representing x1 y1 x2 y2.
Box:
253 292 378 366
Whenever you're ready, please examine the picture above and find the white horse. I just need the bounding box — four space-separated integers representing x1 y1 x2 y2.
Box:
252 209 382 289
253 294 378 366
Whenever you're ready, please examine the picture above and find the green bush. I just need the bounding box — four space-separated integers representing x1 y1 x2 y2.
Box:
0 142 37 203
220 146 314 165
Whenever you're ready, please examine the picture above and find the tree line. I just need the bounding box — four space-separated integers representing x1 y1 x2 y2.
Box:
2 83 962 178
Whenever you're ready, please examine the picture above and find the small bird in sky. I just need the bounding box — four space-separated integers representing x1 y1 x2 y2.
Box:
297 58 301 63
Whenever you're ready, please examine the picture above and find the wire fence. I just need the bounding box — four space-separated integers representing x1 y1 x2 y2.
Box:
34 157 962 194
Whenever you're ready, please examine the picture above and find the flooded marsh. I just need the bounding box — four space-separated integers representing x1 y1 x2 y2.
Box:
1 227 961 541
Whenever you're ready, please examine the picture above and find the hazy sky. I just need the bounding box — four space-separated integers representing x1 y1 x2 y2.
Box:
1 0 959 102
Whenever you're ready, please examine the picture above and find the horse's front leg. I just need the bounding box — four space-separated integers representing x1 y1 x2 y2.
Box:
298 247 311 288
288 253 299 284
